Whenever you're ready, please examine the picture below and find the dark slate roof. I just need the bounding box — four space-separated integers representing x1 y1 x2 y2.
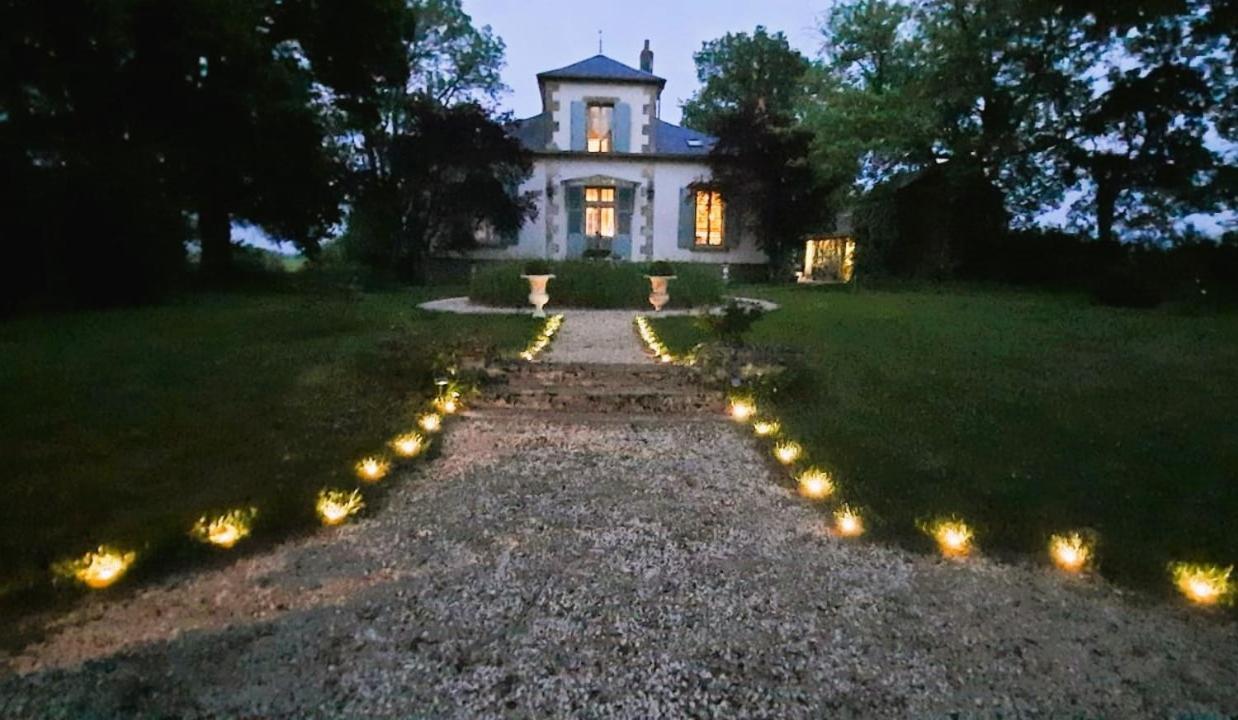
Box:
508 114 716 158
537 54 665 86
652 119 716 155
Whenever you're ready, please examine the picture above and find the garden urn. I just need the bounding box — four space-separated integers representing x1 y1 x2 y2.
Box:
645 274 676 312
521 274 555 318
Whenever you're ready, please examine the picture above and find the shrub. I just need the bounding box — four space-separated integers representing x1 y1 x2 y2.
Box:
1091 264 1162 308
470 261 723 308
522 259 553 276
648 260 675 277
582 248 613 260
697 300 765 345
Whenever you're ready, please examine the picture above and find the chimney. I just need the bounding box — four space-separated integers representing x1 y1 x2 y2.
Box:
640 39 653 73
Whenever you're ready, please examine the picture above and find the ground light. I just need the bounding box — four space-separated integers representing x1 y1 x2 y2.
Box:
1170 562 1233 606
834 506 864 537
355 456 390 483
1048 532 1092 573
797 469 835 500
191 507 258 549
753 420 781 437
773 441 802 465
391 432 426 458
521 314 564 360
728 397 755 422
55 546 136 589
927 518 974 558
634 316 675 363
418 413 442 433
317 489 364 526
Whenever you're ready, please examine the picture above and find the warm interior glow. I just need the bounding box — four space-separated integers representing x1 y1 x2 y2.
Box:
773 441 801 465
694 190 725 247
391 432 426 458
191 507 257 549
1170 562 1232 605
317 489 364 526
797 469 835 500
753 420 781 437
929 519 974 557
56 546 136 589
801 236 856 283
834 506 864 537
356 456 390 483
1049 532 1091 572
728 399 755 422
418 413 442 433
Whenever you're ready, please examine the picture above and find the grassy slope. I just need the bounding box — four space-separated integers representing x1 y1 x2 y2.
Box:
0 289 535 601
652 285 1238 592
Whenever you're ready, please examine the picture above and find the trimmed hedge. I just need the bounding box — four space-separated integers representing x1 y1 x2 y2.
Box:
469 261 725 309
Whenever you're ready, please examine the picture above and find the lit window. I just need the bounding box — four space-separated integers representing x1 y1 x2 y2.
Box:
694 190 724 246
585 187 616 238
587 105 613 153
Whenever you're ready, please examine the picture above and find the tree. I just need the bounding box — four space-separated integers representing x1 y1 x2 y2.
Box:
681 27 812 133
341 100 536 280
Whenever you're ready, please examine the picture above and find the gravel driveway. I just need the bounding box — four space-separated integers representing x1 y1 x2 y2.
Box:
3 414 1236 718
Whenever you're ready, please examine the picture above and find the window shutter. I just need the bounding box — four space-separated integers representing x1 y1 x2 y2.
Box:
613 103 631 153
678 188 696 249
570 101 586 151
565 185 584 233
723 195 741 249
617 186 634 235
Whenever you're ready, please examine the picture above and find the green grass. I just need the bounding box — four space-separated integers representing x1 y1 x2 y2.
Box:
0 288 535 614
469 260 724 309
652 284 1238 595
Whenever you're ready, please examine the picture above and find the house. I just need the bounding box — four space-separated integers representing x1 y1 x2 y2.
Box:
459 42 767 270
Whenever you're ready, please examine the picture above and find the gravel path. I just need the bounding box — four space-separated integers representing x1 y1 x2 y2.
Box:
543 311 651 365
2 416 1236 718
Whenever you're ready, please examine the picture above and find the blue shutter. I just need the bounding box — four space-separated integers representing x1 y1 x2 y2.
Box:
614 186 635 260
613 103 631 153
565 185 584 258
677 187 696 249
570 101 586 151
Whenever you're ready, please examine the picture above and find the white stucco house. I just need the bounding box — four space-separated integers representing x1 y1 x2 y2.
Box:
455 43 767 268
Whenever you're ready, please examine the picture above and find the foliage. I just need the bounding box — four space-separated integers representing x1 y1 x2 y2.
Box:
522 259 553 276
650 284 1238 594
581 249 613 260
469 262 723 309
681 26 812 134
341 99 536 280
647 261 675 277
696 300 765 346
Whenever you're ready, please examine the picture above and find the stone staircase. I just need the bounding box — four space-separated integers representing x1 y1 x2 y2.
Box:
470 362 726 421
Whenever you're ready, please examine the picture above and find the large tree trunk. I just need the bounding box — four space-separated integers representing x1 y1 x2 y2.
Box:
199 202 233 277
1095 177 1118 245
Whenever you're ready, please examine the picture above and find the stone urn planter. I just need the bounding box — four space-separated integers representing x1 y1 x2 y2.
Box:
520 264 555 318
645 261 677 312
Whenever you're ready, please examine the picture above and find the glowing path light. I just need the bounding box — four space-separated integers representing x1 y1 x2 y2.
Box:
521 314 565 360
317 489 365 526
928 518 974 558
834 505 864 537
355 456 390 483
634 316 676 364
418 413 442 433
391 432 426 458
728 398 755 422
55 546 136 589
797 468 835 500
191 507 258 549
753 420 781 438
773 441 802 465
1170 562 1233 606
1048 532 1092 573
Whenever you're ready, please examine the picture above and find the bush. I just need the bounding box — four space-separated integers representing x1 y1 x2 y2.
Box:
522 259 553 276
697 300 765 345
648 260 675 277
470 261 724 309
581 248 612 260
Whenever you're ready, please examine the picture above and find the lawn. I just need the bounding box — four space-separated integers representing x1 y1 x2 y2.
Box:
0 287 535 619
651 285 1238 595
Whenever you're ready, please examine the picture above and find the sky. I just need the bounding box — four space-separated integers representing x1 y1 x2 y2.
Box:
460 0 829 125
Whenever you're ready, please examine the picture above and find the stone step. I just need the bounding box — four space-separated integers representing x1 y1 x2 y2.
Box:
462 407 729 425
477 386 725 415
498 362 697 382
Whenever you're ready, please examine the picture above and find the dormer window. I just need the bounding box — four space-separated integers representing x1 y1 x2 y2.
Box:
586 104 613 153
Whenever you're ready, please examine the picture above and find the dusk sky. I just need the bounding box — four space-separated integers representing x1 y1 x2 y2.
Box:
461 0 829 125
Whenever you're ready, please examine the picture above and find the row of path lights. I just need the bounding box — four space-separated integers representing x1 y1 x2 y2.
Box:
53 318 561 592
632 313 1233 608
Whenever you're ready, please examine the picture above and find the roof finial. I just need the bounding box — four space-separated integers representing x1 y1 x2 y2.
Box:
598 30 603 54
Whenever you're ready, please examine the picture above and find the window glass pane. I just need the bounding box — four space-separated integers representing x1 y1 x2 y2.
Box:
600 207 615 237
585 188 599 202
585 207 599 236
694 191 725 246
600 188 615 202
709 192 725 245
586 105 612 153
